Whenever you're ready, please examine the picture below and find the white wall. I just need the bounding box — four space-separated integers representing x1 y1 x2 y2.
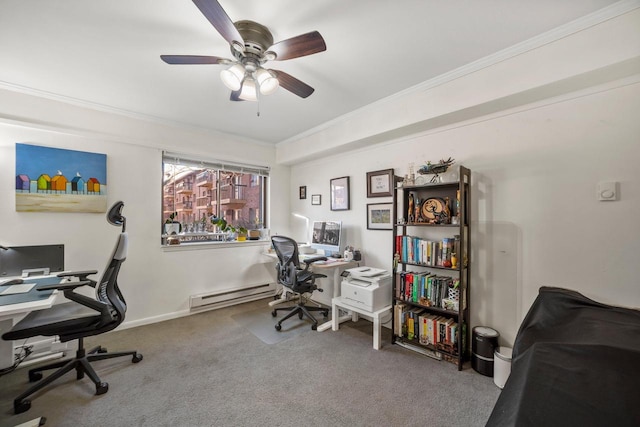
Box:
285 8 640 346
0 99 291 328
289 77 640 347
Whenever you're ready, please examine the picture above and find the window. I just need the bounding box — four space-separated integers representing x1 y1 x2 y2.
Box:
162 152 268 242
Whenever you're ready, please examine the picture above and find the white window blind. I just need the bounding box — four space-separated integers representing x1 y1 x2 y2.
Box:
163 151 270 177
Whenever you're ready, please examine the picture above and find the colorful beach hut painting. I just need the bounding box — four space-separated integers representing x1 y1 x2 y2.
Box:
15 143 107 213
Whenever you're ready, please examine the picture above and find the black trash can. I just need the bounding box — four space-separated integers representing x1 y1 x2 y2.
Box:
472 326 499 376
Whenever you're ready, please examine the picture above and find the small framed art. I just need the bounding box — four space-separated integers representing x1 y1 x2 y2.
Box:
367 202 393 230
311 194 321 205
330 176 350 211
366 169 394 197
299 186 307 199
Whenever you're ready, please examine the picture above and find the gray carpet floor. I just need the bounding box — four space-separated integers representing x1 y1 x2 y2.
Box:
0 298 501 427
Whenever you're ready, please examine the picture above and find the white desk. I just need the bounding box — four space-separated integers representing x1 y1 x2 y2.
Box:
0 277 59 369
331 297 392 350
309 260 356 331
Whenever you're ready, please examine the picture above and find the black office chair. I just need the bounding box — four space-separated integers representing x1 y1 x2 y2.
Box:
270 235 329 331
2 201 142 414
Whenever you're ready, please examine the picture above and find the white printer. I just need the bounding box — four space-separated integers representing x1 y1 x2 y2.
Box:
340 267 392 312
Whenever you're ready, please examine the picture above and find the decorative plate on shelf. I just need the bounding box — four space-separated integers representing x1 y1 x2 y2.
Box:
415 176 426 186
421 197 445 220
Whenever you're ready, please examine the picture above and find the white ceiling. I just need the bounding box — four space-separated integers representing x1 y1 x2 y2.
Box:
0 0 619 144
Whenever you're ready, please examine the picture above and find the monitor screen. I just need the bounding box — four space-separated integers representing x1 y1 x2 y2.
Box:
0 244 64 277
310 221 342 255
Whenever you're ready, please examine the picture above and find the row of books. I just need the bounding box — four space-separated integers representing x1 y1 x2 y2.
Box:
395 271 459 310
394 303 464 352
395 235 457 267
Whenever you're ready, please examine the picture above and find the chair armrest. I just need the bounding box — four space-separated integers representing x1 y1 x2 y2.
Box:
65 291 110 314
302 256 328 272
57 270 98 288
58 270 98 280
37 280 93 291
41 279 110 315
302 256 328 266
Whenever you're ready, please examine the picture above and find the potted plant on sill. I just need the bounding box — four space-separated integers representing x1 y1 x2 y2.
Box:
164 212 181 235
210 216 247 241
248 218 264 240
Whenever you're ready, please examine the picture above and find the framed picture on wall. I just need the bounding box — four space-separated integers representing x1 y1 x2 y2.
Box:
311 194 321 205
367 203 393 230
15 143 108 213
299 186 307 199
366 168 394 197
330 176 350 211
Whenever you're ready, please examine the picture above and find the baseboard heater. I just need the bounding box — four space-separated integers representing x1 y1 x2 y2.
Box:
190 283 276 311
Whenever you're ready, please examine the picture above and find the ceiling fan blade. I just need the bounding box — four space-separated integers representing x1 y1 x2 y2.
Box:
192 0 244 48
267 31 326 61
160 55 230 65
230 89 244 101
271 69 315 98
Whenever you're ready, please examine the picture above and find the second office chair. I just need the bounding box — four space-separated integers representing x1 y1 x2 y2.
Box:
271 235 329 331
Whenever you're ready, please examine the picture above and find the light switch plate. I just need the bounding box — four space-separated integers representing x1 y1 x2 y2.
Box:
598 181 617 201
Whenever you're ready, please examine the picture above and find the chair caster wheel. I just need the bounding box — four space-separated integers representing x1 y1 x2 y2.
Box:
96 382 109 395
98 347 108 353
271 310 277 317
132 353 143 363
322 311 329 318
311 324 318 331
298 312 304 319
14 399 31 414
29 371 43 382
275 324 282 331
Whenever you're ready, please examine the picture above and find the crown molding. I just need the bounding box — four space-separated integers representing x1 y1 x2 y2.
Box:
0 80 272 148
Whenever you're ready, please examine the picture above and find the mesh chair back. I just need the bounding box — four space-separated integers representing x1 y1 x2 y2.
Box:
94 231 128 329
271 235 301 284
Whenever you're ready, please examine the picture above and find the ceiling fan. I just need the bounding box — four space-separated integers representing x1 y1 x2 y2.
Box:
161 0 326 102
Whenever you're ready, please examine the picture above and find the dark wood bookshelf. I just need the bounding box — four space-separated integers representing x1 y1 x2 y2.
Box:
391 166 471 371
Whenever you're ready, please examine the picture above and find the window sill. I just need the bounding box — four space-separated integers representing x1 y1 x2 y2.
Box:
161 239 270 252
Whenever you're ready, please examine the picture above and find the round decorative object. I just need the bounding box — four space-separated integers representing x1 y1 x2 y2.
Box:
415 175 426 186
421 198 445 220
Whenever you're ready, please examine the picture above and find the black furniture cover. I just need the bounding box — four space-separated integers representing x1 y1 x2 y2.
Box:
486 286 640 427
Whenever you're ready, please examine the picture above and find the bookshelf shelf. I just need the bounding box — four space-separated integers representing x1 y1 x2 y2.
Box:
391 166 471 370
401 261 460 272
395 300 460 317
396 223 460 228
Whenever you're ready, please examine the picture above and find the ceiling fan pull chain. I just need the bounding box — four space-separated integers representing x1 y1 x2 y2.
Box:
256 81 261 117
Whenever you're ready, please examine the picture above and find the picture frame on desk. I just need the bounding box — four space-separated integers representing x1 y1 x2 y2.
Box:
367 202 393 230
366 168 394 197
311 194 321 205
330 176 350 211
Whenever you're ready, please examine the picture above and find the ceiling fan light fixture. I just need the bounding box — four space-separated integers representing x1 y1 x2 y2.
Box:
220 64 245 91
255 69 279 95
239 76 258 101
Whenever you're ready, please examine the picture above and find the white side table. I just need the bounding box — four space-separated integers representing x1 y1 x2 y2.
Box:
331 297 392 350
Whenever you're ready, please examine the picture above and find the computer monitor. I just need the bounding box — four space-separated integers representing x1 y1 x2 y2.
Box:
310 221 342 256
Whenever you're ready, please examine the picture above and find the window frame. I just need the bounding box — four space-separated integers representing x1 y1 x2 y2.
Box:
162 152 269 246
